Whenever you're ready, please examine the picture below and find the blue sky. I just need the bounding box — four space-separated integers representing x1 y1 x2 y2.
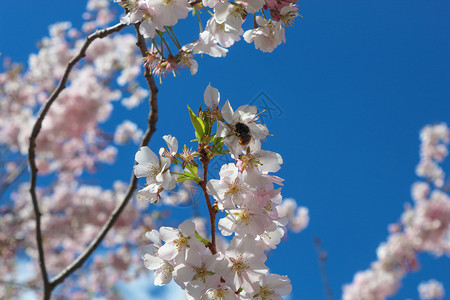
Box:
1 1 450 299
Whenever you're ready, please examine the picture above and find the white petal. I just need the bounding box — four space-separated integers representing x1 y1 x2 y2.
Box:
163 134 178 153
185 248 202 268
189 58 198 75
214 2 230 24
174 264 196 282
158 243 179 260
217 121 230 138
160 226 179 241
204 83 220 109
135 146 159 165
134 164 152 178
143 254 164 270
256 150 283 173
154 266 173 286
145 229 161 245
221 100 235 124
179 220 195 236
218 215 235 236
137 183 161 203
156 169 176 190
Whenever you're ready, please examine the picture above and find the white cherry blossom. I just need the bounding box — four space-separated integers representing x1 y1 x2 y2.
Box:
134 146 176 203
159 134 178 160
207 163 249 209
217 100 269 156
201 283 238 300
205 2 244 48
244 273 292 300
243 16 286 53
150 0 191 27
158 220 206 261
173 249 221 299
216 235 269 293
183 31 228 58
142 253 175 286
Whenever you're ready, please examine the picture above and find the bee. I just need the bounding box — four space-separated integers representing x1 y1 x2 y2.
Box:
234 122 251 146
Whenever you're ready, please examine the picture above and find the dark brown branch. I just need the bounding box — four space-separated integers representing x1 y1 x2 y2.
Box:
26 22 127 299
49 24 159 289
132 24 159 135
199 147 217 254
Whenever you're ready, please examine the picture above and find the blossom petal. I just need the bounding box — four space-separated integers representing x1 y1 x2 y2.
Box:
135 146 159 165
204 83 220 109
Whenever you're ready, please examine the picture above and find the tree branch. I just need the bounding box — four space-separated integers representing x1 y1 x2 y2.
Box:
314 237 333 300
0 158 27 200
199 147 217 254
49 24 159 289
0 280 39 291
26 22 127 299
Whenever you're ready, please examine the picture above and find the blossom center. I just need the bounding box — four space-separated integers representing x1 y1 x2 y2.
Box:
226 179 242 197
193 266 209 283
173 234 190 252
210 288 229 299
230 255 249 276
146 165 160 179
256 285 275 299
162 262 174 280
237 209 252 226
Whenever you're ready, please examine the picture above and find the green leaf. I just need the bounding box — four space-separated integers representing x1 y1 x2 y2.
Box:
176 175 194 182
175 168 201 184
186 164 198 176
212 136 225 151
188 105 205 141
195 231 210 246
204 113 212 136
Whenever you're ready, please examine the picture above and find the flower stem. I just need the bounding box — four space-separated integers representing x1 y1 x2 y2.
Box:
198 145 217 254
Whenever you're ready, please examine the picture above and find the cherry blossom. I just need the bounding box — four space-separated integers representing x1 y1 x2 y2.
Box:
343 123 450 300
217 100 269 156
114 120 143 144
183 31 229 58
134 146 176 204
0 0 306 297
205 2 244 48
418 279 445 300
243 17 286 53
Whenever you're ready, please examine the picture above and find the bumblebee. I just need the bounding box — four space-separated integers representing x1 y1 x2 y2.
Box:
234 122 251 146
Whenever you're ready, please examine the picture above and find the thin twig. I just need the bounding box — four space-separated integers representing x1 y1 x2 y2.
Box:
27 22 127 299
314 237 333 300
0 159 27 199
0 280 39 291
49 24 159 288
199 147 217 254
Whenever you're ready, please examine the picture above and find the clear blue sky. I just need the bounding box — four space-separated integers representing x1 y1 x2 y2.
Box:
1 1 450 299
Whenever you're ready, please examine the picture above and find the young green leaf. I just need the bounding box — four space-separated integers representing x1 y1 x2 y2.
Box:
195 231 210 246
188 105 205 140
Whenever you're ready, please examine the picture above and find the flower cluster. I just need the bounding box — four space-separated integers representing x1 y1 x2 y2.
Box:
343 124 450 300
135 84 307 298
0 178 155 299
416 123 450 188
418 279 445 300
0 2 153 297
115 0 301 78
0 9 146 177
